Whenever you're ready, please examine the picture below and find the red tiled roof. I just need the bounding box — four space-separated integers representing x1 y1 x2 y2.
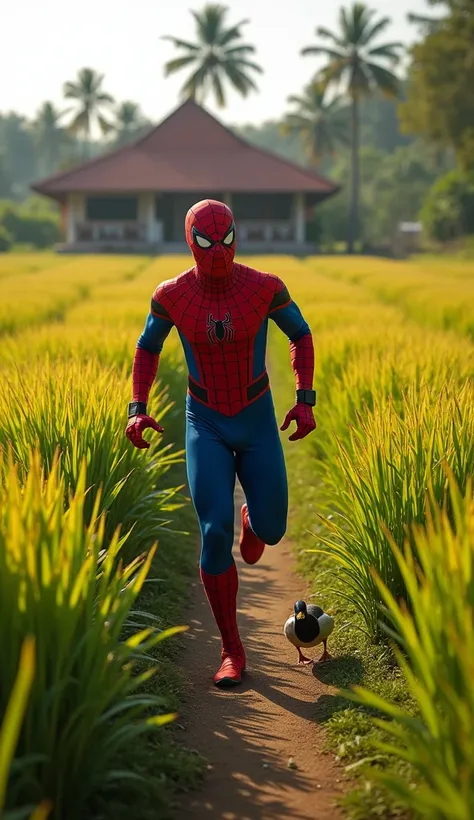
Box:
32 99 338 198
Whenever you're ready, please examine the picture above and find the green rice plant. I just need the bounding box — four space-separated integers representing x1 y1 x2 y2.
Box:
0 638 36 813
314 327 474 466
0 449 186 819
311 379 474 638
0 636 52 820
347 474 474 820
0 356 185 555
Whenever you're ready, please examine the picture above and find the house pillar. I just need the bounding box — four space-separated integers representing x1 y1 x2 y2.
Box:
294 193 305 244
66 193 84 243
139 193 157 243
223 192 232 210
66 195 75 243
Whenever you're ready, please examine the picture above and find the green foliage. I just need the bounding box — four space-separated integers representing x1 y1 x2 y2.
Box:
301 2 404 251
0 224 13 251
359 88 413 153
0 114 37 200
282 80 350 166
0 147 14 198
400 5 474 171
162 3 263 107
2 0 473 252
0 199 61 249
350 475 474 820
420 169 474 241
314 142 439 248
233 120 308 165
365 143 441 242
32 102 74 179
315 147 382 246
63 67 115 141
109 102 153 148
301 3 403 98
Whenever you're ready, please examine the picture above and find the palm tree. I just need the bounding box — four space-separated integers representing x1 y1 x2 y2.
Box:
111 101 151 147
281 81 350 167
301 3 403 252
63 68 115 155
32 102 70 176
162 3 263 107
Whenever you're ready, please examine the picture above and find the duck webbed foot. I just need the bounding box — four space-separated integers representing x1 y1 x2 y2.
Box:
297 648 314 665
316 640 333 663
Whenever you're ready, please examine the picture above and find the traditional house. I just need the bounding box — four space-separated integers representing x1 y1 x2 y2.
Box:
32 99 339 254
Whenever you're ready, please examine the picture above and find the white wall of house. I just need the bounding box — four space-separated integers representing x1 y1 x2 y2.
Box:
66 193 85 242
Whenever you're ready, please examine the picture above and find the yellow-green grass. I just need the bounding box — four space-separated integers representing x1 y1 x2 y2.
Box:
304 255 474 339
0 252 69 279
0 256 152 336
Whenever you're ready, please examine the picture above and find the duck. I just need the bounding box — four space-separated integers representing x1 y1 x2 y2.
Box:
284 600 334 665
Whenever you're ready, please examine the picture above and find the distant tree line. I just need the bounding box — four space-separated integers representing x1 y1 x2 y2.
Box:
0 0 473 252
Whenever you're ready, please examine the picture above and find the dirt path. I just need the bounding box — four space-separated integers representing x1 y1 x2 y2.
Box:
173 483 344 820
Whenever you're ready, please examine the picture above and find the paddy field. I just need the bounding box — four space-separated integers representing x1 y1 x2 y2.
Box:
1 252 473 820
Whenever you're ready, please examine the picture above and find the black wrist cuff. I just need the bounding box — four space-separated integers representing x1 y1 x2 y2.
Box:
128 401 147 418
296 389 316 406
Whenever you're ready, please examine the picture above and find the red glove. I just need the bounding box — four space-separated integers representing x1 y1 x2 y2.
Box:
280 404 316 442
125 346 163 449
125 414 164 449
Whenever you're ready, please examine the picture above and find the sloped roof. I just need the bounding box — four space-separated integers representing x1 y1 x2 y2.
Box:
32 99 338 199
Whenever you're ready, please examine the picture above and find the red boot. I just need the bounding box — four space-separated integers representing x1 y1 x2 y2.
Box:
200 563 246 687
239 503 265 565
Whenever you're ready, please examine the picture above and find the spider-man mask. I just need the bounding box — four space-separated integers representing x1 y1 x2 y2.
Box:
185 199 236 279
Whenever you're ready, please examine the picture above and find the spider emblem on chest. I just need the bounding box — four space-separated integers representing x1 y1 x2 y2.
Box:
206 312 234 344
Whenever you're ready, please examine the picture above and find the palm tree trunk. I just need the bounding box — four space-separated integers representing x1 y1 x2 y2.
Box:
348 93 359 254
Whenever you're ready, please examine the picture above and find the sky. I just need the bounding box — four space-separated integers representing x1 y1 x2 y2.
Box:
3 0 431 128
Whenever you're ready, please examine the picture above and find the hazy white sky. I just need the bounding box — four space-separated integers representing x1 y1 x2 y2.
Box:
4 0 430 127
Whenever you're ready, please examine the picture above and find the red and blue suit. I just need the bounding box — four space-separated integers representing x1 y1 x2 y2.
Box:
125 200 316 687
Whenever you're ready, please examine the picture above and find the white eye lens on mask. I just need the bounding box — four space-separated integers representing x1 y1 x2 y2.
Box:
222 228 234 246
195 234 212 249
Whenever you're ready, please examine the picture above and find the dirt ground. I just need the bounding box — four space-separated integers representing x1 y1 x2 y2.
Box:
173 482 344 820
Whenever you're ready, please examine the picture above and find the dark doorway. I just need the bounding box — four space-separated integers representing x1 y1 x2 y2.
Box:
155 192 224 241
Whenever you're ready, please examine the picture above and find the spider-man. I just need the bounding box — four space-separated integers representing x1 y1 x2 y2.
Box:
125 200 316 687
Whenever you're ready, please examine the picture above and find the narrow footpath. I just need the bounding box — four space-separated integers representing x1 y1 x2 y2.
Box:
174 483 344 820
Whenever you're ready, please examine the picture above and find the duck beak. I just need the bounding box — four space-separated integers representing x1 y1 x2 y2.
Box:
296 612 305 620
